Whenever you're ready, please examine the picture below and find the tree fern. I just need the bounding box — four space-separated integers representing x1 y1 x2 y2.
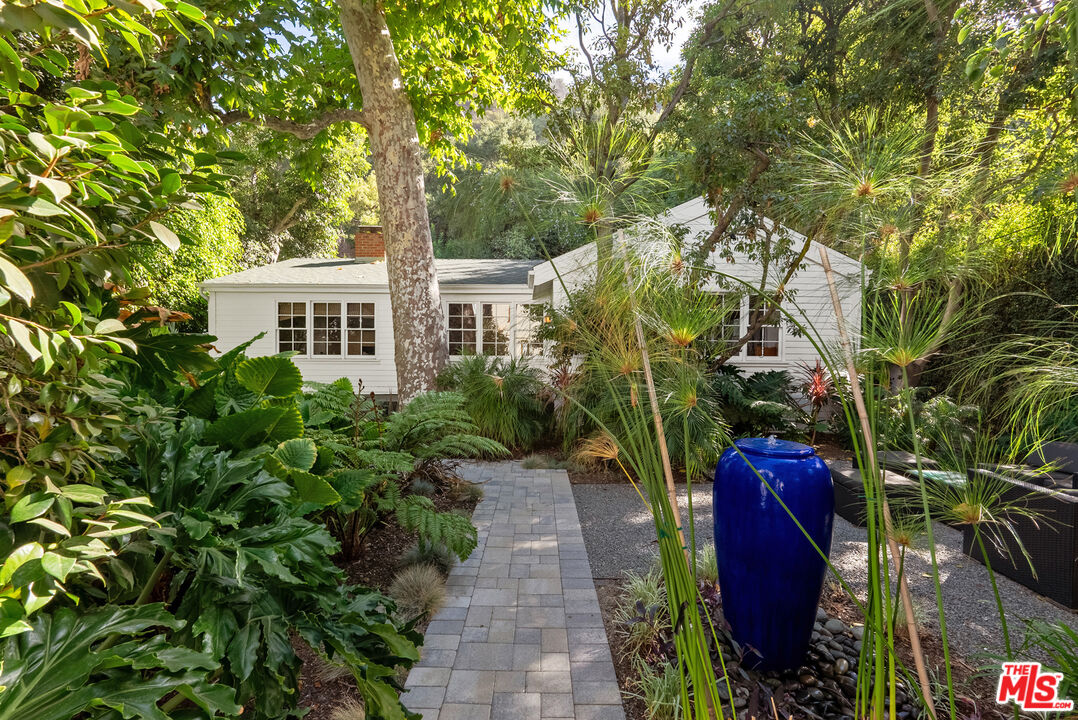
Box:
396 496 478 561
376 391 509 460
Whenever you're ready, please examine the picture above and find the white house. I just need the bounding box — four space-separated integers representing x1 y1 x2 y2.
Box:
202 198 863 395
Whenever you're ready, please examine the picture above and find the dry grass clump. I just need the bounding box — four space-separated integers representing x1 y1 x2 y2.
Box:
328 697 366 720
388 564 446 620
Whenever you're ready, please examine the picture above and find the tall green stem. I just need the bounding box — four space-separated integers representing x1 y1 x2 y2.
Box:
902 366 956 720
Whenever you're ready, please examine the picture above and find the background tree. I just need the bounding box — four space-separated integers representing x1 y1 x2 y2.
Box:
91 0 567 402
130 193 245 329
228 125 378 265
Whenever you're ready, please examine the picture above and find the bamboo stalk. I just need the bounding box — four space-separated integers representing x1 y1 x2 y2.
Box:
621 234 690 567
819 247 938 720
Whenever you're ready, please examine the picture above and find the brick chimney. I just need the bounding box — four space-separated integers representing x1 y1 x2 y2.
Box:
353 226 384 261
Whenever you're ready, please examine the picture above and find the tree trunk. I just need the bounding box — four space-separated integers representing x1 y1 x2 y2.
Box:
338 0 447 403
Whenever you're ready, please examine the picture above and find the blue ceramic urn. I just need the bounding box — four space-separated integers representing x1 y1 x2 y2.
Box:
712 437 834 671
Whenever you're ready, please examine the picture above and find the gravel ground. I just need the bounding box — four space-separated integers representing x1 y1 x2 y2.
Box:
572 482 1077 662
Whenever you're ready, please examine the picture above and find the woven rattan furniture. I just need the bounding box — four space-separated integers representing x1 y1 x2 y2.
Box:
961 467 1078 609
831 463 919 527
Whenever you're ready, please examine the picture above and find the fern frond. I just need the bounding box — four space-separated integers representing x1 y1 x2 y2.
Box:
396 496 478 560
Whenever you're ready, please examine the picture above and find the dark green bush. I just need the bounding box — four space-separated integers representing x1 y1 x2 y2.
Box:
437 355 549 450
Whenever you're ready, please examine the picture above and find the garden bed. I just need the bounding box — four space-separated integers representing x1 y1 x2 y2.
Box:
597 570 1002 720
296 482 482 720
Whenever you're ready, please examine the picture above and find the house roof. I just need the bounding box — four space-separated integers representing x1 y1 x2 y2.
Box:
202 257 542 289
531 197 864 286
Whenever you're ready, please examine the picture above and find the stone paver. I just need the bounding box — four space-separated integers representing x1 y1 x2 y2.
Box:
403 461 625 720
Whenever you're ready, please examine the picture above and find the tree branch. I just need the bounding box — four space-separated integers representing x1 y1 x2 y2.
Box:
651 1 735 133
217 108 368 139
703 147 772 252
271 197 307 236
717 227 816 363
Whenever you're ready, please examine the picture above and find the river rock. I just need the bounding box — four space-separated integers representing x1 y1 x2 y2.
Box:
835 658 850 674
824 618 847 634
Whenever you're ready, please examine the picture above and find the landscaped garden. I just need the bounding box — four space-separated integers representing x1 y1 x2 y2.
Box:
1 0 1077 719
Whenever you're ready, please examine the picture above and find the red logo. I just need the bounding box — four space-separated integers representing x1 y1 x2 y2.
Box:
996 662 1074 712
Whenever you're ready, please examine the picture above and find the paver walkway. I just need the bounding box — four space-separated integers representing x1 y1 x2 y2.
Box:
402 461 626 720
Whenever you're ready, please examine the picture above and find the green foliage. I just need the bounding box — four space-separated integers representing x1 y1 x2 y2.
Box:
129 193 245 330
708 366 798 437
378 391 510 466
399 540 457 575
878 391 981 454
1019 619 1078 705
437 355 548 450
225 125 378 263
395 496 477 562
0 604 239 720
630 660 681 720
0 0 223 643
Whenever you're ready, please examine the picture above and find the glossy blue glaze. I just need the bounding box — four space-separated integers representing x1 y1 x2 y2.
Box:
713 437 834 671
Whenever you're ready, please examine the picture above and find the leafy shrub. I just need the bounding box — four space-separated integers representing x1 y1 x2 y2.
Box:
437 355 549 450
389 565 447 620
630 660 681 720
878 391 981 454
709 365 798 437
1019 619 1077 705
614 569 669 658
695 545 719 587
399 541 458 574
410 478 438 496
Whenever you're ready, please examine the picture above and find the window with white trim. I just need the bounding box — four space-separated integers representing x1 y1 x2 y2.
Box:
346 302 376 356
718 294 741 347
312 302 342 355
447 302 477 355
746 297 780 357
515 304 543 357
277 302 307 353
481 303 511 356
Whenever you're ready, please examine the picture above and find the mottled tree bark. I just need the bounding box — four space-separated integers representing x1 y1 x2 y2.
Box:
338 0 448 402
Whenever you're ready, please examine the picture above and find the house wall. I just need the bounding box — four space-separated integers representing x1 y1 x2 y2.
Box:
207 285 536 395
536 221 864 376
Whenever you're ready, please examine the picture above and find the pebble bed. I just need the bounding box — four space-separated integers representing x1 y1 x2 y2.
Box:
689 587 918 720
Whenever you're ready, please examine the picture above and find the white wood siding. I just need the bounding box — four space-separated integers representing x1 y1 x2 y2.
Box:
533 199 865 377
208 286 535 395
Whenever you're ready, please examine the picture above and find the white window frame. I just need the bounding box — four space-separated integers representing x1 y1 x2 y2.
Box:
446 301 479 356
345 301 378 358
275 298 380 360
743 296 782 360
276 300 310 357
480 302 512 357
705 292 784 362
514 303 544 358
311 300 345 357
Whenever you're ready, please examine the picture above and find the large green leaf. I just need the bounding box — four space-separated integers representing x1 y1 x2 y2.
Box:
0 604 239 720
273 438 317 472
292 471 341 507
235 356 302 398
204 405 303 450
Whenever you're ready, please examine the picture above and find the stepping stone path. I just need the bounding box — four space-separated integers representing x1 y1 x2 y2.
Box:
402 461 626 720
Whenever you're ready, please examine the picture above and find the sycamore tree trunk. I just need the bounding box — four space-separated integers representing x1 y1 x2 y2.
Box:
338 0 448 403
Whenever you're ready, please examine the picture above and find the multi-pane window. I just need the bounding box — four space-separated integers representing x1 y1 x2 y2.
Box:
347 303 376 356
718 294 741 346
312 302 342 355
481 303 511 356
515 304 543 357
277 302 307 353
746 297 780 357
447 303 477 355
